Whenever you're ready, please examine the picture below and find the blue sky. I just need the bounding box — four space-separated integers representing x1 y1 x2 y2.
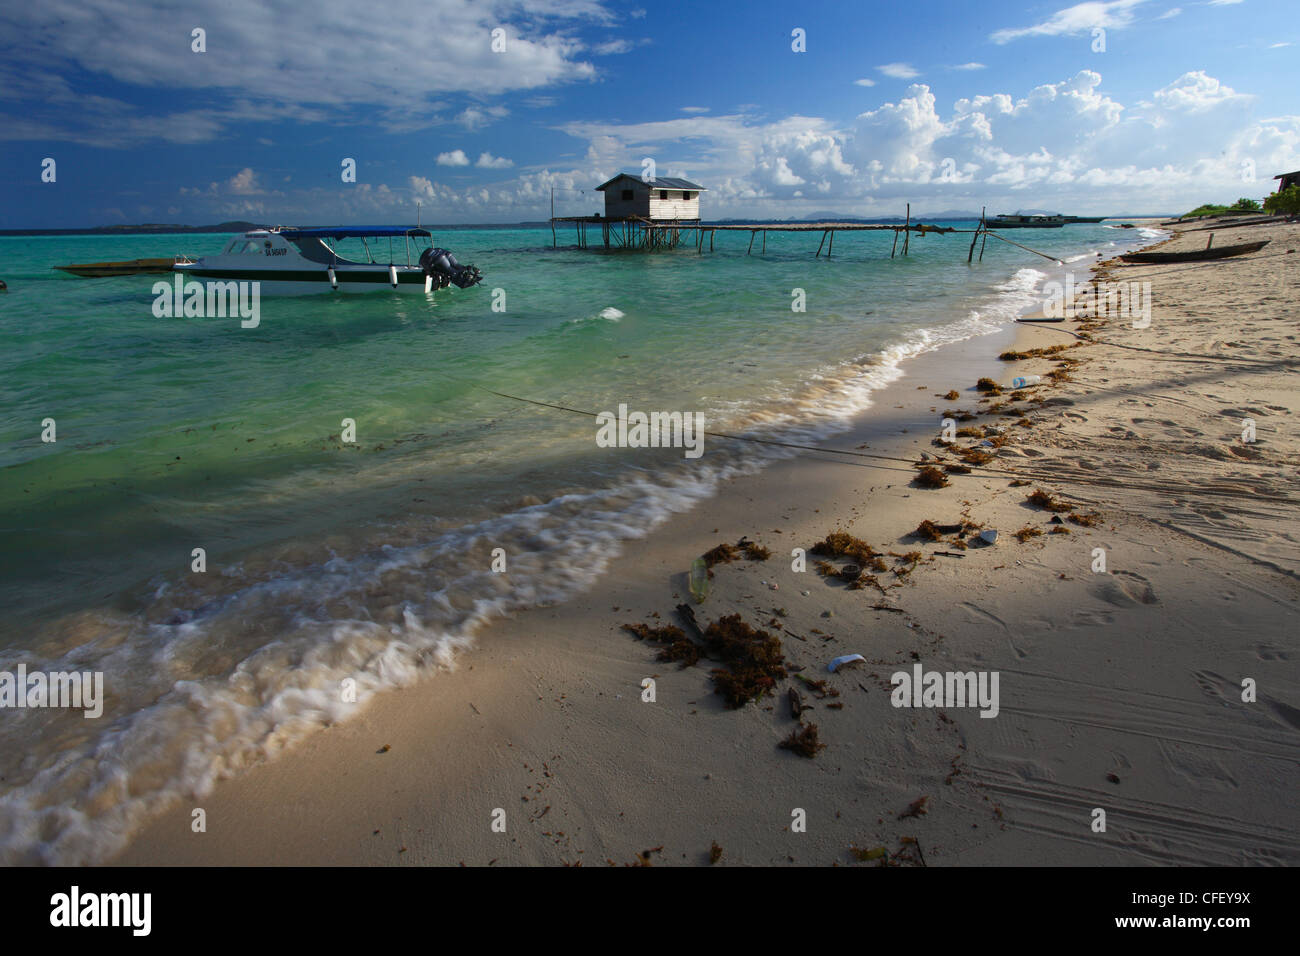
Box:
0 0 1295 226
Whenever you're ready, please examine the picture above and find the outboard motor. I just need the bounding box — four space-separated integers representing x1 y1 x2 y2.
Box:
419 247 483 289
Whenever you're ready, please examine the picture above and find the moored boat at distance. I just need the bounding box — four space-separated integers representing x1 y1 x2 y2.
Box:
173 226 483 295
990 213 1066 228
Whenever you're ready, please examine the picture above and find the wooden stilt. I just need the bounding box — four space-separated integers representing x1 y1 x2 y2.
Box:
903 203 910 256
827 230 834 257
891 229 898 258
968 206 984 263
761 230 766 253
747 231 755 254
816 230 828 257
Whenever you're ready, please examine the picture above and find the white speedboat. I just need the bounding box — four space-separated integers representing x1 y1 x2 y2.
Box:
174 226 482 295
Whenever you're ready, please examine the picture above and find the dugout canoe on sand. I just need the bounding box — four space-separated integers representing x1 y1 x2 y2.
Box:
1119 239 1268 264
53 257 193 277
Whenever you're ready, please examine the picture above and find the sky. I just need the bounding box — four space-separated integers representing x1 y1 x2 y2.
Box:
0 0 1296 227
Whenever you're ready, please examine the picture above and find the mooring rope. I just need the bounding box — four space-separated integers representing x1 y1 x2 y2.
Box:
979 229 1066 263
1017 321 1299 366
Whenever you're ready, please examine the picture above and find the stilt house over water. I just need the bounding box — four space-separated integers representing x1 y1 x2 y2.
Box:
595 174 705 221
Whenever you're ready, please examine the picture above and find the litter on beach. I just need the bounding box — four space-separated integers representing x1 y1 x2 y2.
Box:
980 530 999 545
828 653 866 672
689 557 710 603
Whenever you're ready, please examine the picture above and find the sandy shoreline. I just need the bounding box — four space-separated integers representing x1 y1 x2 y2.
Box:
112 221 1299 866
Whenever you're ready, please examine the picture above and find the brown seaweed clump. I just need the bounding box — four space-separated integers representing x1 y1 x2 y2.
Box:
709 842 723 864
704 614 787 708
1069 510 1104 527
914 466 950 489
1014 526 1044 543
975 377 1002 394
1026 488 1072 512
702 542 739 567
914 519 944 541
779 722 826 758
740 541 771 561
622 623 701 667
810 531 878 565
941 390 960 400
956 446 994 465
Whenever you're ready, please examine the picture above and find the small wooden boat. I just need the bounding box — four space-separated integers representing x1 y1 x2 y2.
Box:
1119 240 1268 264
54 257 192 277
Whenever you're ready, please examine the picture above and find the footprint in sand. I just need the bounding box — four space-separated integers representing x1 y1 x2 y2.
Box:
1088 570 1158 607
1266 700 1300 731
1255 644 1292 661
1192 669 1237 704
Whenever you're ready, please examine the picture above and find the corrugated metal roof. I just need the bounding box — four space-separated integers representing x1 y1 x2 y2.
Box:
596 173 706 191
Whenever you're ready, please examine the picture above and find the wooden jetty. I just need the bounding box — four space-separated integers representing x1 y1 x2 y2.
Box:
549 207 955 258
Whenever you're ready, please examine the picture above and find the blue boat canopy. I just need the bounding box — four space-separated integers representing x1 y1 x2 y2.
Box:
278 226 432 240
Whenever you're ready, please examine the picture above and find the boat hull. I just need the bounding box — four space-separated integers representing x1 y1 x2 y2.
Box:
173 264 435 295
1119 240 1268 264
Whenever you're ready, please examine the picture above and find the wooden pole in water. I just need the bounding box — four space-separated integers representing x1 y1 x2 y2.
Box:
891 229 898 258
968 205 984 263
551 189 556 248
903 203 910 255
762 230 766 253
827 230 835 257
747 230 755 254
816 230 828 257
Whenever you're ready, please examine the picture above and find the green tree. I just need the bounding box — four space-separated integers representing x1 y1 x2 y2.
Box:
1230 197 1261 211
1264 185 1300 216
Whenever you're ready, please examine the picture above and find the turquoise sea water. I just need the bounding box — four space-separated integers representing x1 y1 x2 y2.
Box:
0 222 1161 862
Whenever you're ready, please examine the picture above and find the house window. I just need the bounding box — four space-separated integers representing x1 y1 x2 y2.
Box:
621 189 633 200
684 192 694 200
660 190 668 200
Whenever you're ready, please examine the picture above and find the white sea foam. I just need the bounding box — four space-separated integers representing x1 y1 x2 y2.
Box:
599 307 625 320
